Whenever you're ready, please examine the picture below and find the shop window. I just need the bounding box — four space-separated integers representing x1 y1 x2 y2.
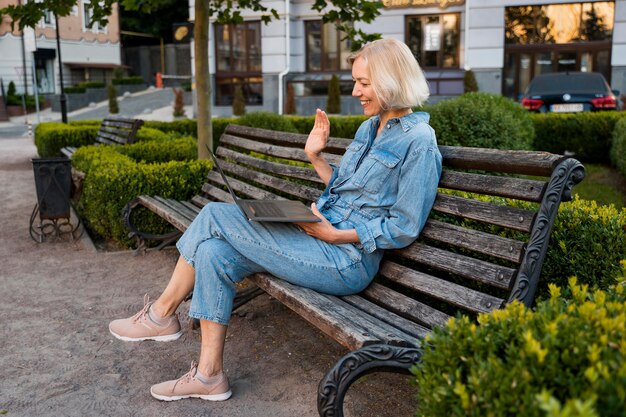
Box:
505 2 614 45
305 20 352 72
406 13 460 69
215 21 262 106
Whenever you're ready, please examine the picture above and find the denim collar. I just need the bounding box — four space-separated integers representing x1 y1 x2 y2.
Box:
370 111 430 133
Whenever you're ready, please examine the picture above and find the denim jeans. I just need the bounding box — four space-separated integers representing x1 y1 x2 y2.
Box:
176 203 380 325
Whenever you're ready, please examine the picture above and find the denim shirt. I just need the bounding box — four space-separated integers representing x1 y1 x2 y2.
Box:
317 111 442 255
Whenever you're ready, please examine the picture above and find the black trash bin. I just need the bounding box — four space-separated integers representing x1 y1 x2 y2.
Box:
30 157 81 242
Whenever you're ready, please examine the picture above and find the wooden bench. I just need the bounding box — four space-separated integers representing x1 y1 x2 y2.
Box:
122 124 585 416
60 117 144 159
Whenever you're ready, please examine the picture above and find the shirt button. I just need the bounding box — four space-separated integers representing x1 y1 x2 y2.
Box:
386 124 391 129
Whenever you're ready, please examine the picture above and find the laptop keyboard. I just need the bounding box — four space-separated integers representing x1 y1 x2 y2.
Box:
249 201 284 217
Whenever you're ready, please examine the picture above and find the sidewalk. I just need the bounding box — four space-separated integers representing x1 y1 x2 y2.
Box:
0 135 415 416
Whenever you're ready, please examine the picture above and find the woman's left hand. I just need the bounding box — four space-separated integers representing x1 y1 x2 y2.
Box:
295 203 339 243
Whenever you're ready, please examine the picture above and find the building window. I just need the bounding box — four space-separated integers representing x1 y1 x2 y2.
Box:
305 20 352 72
82 1 107 33
214 21 262 106
406 14 460 68
503 2 614 99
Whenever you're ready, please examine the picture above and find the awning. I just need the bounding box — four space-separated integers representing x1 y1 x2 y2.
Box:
64 62 129 69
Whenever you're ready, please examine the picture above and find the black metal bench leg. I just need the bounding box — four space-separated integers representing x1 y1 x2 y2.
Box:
122 198 183 254
317 344 422 417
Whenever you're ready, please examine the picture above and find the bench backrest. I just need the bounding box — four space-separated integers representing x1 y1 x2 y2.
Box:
195 124 584 337
95 118 144 146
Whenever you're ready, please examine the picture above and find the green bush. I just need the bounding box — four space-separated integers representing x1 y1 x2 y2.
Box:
542 196 626 294
65 86 87 94
112 76 144 85
463 70 479 93
73 141 210 246
34 122 171 157
412 274 626 417
327 74 341 114
34 122 99 157
6 94 44 108
426 92 535 150
531 112 626 163
286 115 367 138
236 111 298 133
610 117 626 177
108 84 119 114
78 81 105 89
7 81 16 97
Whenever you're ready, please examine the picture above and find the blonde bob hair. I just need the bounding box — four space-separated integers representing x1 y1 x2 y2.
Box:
348 38 429 110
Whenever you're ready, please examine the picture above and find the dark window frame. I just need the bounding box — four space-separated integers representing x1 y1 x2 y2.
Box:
214 21 263 106
304 20 352 73
405 13 461 69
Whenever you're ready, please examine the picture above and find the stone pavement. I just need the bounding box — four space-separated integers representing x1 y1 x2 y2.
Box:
0 135 416 417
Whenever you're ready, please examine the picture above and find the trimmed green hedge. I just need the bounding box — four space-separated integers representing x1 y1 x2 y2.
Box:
112 76 145 85
412 273 626 417
426 92 535 149
531 112 626 163
34 122 170 157
610 117 626 177
72 136 211 246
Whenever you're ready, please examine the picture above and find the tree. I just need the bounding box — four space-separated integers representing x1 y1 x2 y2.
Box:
108 84 119 114
232 84 246 116
326 74 341 114
2 0 383 158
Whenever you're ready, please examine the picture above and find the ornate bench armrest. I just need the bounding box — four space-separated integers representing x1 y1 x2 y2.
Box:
122 197 182 254
317 344 422 417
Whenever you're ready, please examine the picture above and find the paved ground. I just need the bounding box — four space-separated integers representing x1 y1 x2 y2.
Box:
0 113 416 415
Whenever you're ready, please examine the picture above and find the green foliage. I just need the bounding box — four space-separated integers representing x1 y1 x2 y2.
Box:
232 85 246 116
285 115 367 138
610 117 626 177
5 94 44 107
327 74 341 114
7 81 16 97
34 122 170 157
34 122 98 157
531 112 626 163
542 196 626 294
108 84 119 114
111 76 145 85
412 275 626 417
426 92 535 150
65 86 87 94
463 70 479 93
72 140 210 246
236 111 298 133
78 81 106 89
143 119 198 136
311 0 383 50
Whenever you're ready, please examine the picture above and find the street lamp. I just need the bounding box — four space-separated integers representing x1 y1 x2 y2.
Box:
54 11 68 123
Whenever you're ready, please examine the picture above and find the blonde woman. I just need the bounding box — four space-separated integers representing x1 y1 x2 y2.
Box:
109 38 442 402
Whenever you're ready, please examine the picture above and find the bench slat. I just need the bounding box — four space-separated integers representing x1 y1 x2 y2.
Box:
396 242 514 290
225 124 351 154
154 196 198 223
440 171 546 202
205 171 284 201
218 158 322 202
136 196 191 232
97 130 131 145
362 282 451 330
200 183 234 203
379 261 505 314
342 295 431 340
219 134 343 166
433 193 535 232
249 273 384 350
217 147 323 185
421 219 524 263
440 145 563 176
101 119 140 129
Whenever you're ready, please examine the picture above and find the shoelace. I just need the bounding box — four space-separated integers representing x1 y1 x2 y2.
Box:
131 294 151 324
172 361 199 391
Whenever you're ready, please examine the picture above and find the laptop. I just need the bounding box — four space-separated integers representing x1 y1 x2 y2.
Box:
208 148 321 223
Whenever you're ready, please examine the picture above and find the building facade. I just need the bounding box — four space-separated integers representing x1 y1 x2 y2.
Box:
190 0 625 116
0 0 121 98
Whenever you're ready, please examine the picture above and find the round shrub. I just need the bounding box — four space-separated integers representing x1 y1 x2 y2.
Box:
34 122 98 157
134 126 171 142
427 92 534 150
118 136 197 163
412 274 626 417
236 111 298 133
610 117 626 177
542 196 626 294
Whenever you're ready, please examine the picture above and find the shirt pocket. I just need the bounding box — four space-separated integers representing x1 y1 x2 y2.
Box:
338 142 364 178
352 149 401 194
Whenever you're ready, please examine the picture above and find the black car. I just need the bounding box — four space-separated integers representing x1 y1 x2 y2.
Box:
520 72 618 113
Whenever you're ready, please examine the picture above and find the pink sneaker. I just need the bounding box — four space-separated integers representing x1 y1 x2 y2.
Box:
150 362 232 402
108 296 182 342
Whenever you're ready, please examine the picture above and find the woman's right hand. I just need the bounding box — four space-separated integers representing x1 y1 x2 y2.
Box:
305 109 330 158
